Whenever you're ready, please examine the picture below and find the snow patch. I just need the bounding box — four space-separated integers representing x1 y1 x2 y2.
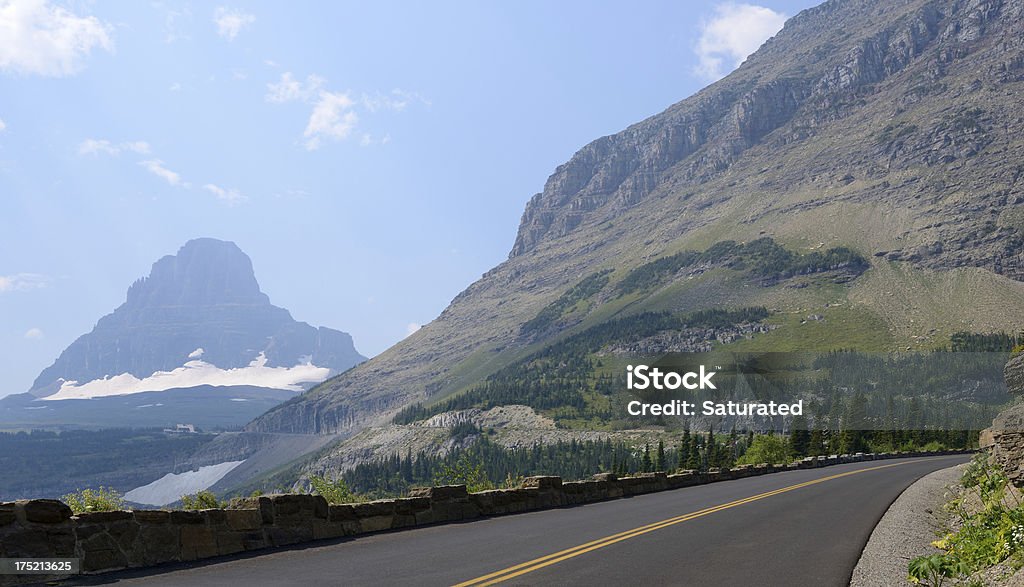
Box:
124 461 245 506
41 353 329 401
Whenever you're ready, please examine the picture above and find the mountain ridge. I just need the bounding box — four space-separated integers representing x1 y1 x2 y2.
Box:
244 0 1024 446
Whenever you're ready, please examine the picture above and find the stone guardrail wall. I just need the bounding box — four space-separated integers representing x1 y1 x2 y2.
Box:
0 450 972 585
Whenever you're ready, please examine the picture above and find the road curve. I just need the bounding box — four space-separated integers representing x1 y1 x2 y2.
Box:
66 455 967 587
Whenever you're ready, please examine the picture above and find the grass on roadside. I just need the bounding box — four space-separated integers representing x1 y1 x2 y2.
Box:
908 454 1024 586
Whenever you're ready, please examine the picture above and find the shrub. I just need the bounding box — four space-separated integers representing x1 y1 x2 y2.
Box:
907 553 964 586
449 421 482 442
503 472 525 489
180 490 226 510
62 487 126 514
736 435 790 466
309 475 362 504
433 453 495 493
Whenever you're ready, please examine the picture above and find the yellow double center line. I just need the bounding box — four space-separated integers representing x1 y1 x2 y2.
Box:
453 460 920 586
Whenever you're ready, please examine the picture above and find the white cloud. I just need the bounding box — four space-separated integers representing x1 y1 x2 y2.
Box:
268 72 425 150
406 323 421 337
359 133 391 147
360 89 429 113
23 327 43 340
273 188 309 200
360 91 407 113
0 273 50 292
78 138 150 156
303 91 358 150
123 141 150 153
0 118 5 132
213 6 254 41
694 3 786 81
156 4 192 44
169 82 181 92
203 183 246 205
0 0 113 76
139 159 183 186
265 71 324 103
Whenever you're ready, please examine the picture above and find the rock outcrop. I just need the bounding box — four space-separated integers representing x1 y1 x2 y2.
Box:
990 354 1024 486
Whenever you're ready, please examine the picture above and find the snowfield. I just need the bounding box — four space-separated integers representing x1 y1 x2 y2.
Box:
42 352 329 400
124 460 245 506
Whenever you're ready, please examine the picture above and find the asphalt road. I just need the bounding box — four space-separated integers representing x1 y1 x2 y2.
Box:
68 455 967 587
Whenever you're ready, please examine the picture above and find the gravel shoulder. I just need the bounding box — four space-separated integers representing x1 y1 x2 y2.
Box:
850 463 964 587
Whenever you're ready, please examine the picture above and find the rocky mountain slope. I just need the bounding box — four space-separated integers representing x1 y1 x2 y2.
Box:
1 238 365 430
247 0 1024 449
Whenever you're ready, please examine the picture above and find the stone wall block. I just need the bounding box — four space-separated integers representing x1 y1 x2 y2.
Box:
19 499 72 524
179 525 217 561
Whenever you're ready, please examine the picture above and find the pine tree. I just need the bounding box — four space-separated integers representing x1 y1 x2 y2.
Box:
655 439 666 472
401 448 413 482
789 414 810 457
686 433 700 471
728 426 739 464
679 429 691 472
641 444 652 473
706 426 717 469
839 391 869 454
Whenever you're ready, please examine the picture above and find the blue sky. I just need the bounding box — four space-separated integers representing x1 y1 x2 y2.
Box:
0 0 818 397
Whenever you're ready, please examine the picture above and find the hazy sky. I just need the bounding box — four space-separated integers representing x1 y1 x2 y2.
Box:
0 0 817 397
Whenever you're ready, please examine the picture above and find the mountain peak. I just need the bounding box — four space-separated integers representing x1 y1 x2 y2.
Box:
126 238 269 308
27 239 365 398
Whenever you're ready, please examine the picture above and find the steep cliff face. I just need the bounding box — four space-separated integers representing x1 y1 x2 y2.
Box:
247 0 1024 438
29 238 365 398
513 0 1024 273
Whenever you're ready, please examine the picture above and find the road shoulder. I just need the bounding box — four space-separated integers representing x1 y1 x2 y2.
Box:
849 463 963 587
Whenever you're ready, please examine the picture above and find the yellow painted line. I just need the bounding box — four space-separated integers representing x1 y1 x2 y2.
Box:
453 459 921 586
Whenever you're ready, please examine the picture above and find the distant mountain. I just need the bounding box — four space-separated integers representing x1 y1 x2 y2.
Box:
1 238 365 429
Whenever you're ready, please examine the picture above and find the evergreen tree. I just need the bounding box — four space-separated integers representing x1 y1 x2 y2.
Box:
678 429 691 472
706 426 717 469
401 448 414 481
728 426 739 463
655 439 666 472
686 434 701 470
839 391 869 454
789 414 810 457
